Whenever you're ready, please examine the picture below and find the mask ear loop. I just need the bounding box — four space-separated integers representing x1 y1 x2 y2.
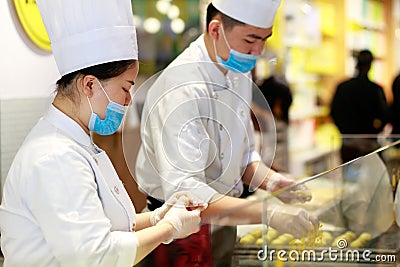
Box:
96 79 112 102
86 80 105 143
86 79 110 115
219 24 231 51
213 23 231 65
213 39 219 60
85 96 96 142
87 96 94 113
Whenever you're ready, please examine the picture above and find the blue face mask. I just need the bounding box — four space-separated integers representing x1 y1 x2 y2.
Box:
87 80 128 135
214 25 259 73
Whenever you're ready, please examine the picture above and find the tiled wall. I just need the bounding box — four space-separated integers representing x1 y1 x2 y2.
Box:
0 97 51 199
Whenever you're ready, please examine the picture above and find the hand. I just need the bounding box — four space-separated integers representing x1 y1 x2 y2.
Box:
157 196 202 242
150 192 207 225
174 191 208 210
267 204 319 238
150 196 178 226
266 173 312 204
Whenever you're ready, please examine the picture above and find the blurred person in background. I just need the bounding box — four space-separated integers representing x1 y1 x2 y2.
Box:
252 54 292 173
330 49 389 163
390 72 400 140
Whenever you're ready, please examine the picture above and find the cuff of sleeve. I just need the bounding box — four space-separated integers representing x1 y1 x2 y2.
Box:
243 150 261 167
112 231 139 267
191 185 219 204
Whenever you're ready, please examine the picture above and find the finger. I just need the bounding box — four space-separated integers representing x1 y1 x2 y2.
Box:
198 203 208 211
290 223 308 238
188 208 202 216
296 212 316 237
174 196 187 207
309 215 319 228
166 198 178 206
288 189 312 203
277 191 297 204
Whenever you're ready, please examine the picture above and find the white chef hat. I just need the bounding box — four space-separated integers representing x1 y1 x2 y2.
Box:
212 0 281 28
36 0 138 76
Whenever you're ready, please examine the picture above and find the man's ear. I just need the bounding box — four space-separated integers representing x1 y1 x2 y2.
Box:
81 75 97 98
208 19 221 41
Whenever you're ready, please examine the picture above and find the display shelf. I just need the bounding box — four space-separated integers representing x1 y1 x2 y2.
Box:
345 0 395 89
222 141 400 267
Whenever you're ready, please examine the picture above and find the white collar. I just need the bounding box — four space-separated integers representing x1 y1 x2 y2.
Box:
196 34 232 91
197 34 249 91
44 104 94 149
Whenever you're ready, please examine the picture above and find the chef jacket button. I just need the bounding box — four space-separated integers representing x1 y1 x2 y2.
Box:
219 124 223 131
114 186 120 194
220 152 224 159
240 109 245 116
214 93 219 100
233 77 239 88
226 78 232 88
94 158 98 165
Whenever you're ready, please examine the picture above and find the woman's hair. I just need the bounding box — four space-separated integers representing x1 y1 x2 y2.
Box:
56 59 137 103
206 3 244 32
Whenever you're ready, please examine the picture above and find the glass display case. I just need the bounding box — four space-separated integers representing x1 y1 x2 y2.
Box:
206 137 400 267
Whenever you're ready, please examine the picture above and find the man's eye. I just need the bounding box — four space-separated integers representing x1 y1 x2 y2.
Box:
245 40 255 44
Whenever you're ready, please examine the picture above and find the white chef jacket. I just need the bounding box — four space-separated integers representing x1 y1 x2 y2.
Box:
340 153 394 238
135 35 261 203
318 153 394 238
0 105 138 267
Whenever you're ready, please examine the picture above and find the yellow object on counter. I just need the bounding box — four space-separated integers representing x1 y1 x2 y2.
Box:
255 229 280 246
271 233 295 245
249 228 263 239
349 232 372 248
239 234 256 245
331 231 356 247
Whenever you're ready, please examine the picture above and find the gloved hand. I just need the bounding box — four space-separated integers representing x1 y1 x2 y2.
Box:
266 173 312 204
150 204 173 226
157 196 202 243
267 203 319 238
150 192 207 225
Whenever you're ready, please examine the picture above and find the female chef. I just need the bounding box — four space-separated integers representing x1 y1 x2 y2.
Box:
0 0 202 266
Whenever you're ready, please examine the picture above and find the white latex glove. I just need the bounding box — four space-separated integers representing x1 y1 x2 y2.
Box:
150 192 208 226
266 173 312 204
157 196 202 243
267 203 319 238
150 204 173 226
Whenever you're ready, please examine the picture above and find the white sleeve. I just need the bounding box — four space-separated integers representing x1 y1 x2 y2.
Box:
241 111 261 168
27 150 138 267
145 85 218 203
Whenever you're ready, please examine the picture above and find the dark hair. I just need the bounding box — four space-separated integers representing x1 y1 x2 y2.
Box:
356 49 373 69
206 3 244 32
56 59 136 103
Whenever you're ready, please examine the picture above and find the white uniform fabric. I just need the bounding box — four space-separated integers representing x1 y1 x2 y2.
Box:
135 35 261 203
0 105 138 267
212 0 281 28
318 153 394 238
341 153 394 238
36 0 138 76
